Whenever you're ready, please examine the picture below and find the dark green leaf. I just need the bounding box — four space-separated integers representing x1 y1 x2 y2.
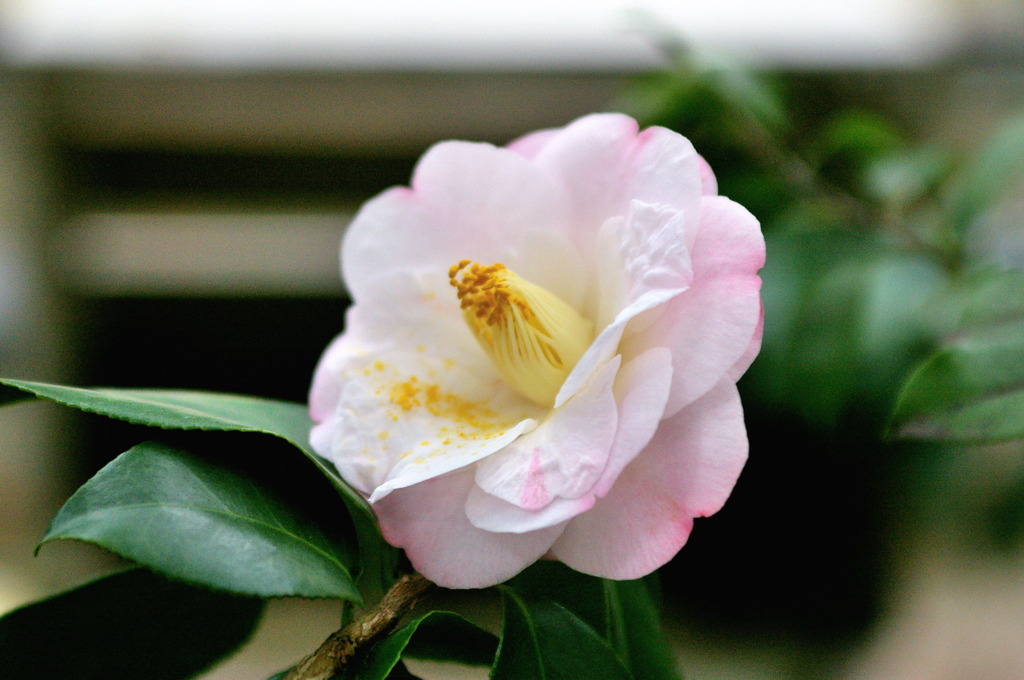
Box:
0 569 262 680
491 590 548 680
605 579 680 680
893 269 1024 442
41 441 359 600
381 661 423 679
492 589 633 680
510 563 680 680
342 611 497 680
0 379 398 600
401 611 498 666
509 562 606 635
0 379 314 442
892 321 1024 442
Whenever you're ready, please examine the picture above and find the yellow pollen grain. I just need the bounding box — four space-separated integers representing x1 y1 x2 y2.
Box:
373 360 386 372
386 374 513 436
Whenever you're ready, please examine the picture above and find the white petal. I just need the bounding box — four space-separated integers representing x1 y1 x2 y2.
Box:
375 469 565 588
556 200 691 407
342 141 573 309
463 349 671 534
550 380 747 579
472 356 620 513
530 114 703 254
648 274 763 416
464 487 596 534
318 339 542 499
591 346 674 497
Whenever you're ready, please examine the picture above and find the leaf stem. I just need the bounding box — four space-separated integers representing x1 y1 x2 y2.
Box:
283 573 435 680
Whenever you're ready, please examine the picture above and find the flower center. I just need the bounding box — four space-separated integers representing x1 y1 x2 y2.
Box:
449 260 594 407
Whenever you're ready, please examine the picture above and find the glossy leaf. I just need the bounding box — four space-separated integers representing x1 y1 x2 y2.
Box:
893 323 1024 442
509 563 679 679
492 589 633 680
340 611 497 680
510 562 605 634
0 569 262 680
41 441 359 600
605 579 679 680
893 270 1024 442
0 379 398 599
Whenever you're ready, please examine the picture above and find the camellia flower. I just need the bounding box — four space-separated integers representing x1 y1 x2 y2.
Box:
309 113 764 589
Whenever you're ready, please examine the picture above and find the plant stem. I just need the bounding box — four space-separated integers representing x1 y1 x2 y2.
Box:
284 573 435 680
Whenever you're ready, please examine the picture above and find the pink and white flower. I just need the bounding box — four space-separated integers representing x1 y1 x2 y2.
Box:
309 113 764 589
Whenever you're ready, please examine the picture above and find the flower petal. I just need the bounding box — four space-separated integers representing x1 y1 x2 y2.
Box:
626 196 765 415
465 348 673 534
697 154 718 195
727 306 765 382
530 113 703 253
691 196 766 280
591 346 673 497
550 380 748 579
375 469 565 588
315 335 541 499
649 275 763 416
556 200 691 407
342 142 573 307
309 266 493 433
506 127 559 160
471 356 620 516
464 487 596 534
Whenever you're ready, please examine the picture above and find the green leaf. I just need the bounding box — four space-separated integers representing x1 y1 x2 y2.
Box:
41 441 359 600
818 111 903 163
0 568 262 680
492 589 634 680
892 322 1024 442
0 379 398 600
893 270 1024 442
864 145 951 207
745 233 945 426
0 379 313 441
696 53 786 131
491 590 545 680
509 562 605 635
401 611 499 666
509 563 680 680
604 579 680 680
340 611 497 680
945 113 1024 233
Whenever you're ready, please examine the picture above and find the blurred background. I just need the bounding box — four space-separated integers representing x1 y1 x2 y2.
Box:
2 1 1024 678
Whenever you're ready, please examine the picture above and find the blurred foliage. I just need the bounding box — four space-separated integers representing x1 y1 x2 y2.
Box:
617 46 1024 643
619 43 1024 440
0 569 262 680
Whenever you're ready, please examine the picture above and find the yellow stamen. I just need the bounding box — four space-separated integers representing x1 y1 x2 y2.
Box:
449 261 593 406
